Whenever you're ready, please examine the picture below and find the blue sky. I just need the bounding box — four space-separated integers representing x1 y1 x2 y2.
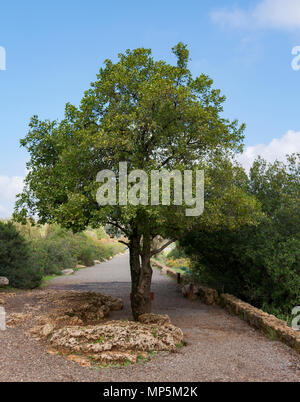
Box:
1 0 300 216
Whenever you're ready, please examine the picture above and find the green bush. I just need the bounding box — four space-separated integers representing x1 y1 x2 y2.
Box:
30 238 75 275
96 242 125 260
167 243 187 259
30 226 125 273
2 221 125 289
69 235 98 266
0 221 43 288
181 155 300 319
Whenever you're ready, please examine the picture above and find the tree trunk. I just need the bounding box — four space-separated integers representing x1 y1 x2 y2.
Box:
129 233 153 320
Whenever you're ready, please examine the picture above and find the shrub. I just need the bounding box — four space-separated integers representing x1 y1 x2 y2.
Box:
94 241 125 261
3 221 125 288
181 155 300 318
0 221 43 288
68 235 98 266
166 257 190 270
30 238 75 275
167 243 187 259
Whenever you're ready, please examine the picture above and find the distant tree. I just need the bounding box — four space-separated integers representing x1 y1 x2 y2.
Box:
14 43 259 319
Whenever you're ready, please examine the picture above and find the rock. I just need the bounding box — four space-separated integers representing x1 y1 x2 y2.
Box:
27 290 184 367
220 293 300 353
181 283 198 301
182 283 219 305
102 295 123 311
0 277 9 287
41 323 55 337
197 286 219 305
29 291 124 338
7 313 32 327
295 338 300 353
181 284 189 297
94 260 101 265
67 354 91 367
61 269 74 276
76 265 86 269
48 319 184 365
138 313 171 325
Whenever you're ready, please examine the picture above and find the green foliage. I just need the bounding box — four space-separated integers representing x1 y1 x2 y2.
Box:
0 221 124 288
95 227 108 240
33 225 124 271
14 43 249 244
167 243 187 259
13 44 262 317
30 238 75 275
166 257 190 270
182 155 300 318
0 221 43 288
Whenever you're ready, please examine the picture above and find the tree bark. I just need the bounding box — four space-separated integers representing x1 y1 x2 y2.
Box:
129 233 153 320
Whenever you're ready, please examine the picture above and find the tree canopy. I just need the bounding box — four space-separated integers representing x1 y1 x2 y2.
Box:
14 43 260 318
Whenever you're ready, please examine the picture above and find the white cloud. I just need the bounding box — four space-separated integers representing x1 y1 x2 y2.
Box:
237 130 300 170
0 204 7 215
254 0 300 29
0 175 24 218
211 0 300 30
211 9 250 29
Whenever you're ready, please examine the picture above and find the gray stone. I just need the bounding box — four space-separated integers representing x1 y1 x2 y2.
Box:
61 269 74 276
0 277 9 287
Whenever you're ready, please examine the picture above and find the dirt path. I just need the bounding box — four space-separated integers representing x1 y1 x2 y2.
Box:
0 254 299 382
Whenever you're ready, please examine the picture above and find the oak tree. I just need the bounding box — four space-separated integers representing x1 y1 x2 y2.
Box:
14 44 257 319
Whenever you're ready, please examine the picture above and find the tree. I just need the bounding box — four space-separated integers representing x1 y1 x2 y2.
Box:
14 43 257 319
181 155 300 318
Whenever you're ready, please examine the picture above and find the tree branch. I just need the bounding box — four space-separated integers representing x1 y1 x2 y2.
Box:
151 239 175 257
118 240 129 246
107 221 130 236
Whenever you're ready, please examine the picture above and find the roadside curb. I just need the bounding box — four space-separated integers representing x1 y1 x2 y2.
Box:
151 258 300 354
151 259 183 282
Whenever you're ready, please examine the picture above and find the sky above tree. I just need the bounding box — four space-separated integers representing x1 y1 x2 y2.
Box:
0 0 300 217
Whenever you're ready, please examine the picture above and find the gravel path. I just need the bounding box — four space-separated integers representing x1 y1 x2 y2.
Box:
0 254 299 382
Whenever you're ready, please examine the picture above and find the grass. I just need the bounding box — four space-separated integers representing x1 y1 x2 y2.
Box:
0 286 18 292
176 341 186 349
90 358 133 370
94 336 106 344
267 328 277 341
152 328 158 338
40 274 61 288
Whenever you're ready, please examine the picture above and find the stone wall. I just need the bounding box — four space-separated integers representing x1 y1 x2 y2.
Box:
151 259 300 354
151 259 182 282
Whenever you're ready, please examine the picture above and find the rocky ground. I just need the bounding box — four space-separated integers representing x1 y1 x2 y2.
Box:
0 254 299 382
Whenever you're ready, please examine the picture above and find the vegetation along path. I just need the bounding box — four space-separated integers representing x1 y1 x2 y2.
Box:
1 254 299 382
